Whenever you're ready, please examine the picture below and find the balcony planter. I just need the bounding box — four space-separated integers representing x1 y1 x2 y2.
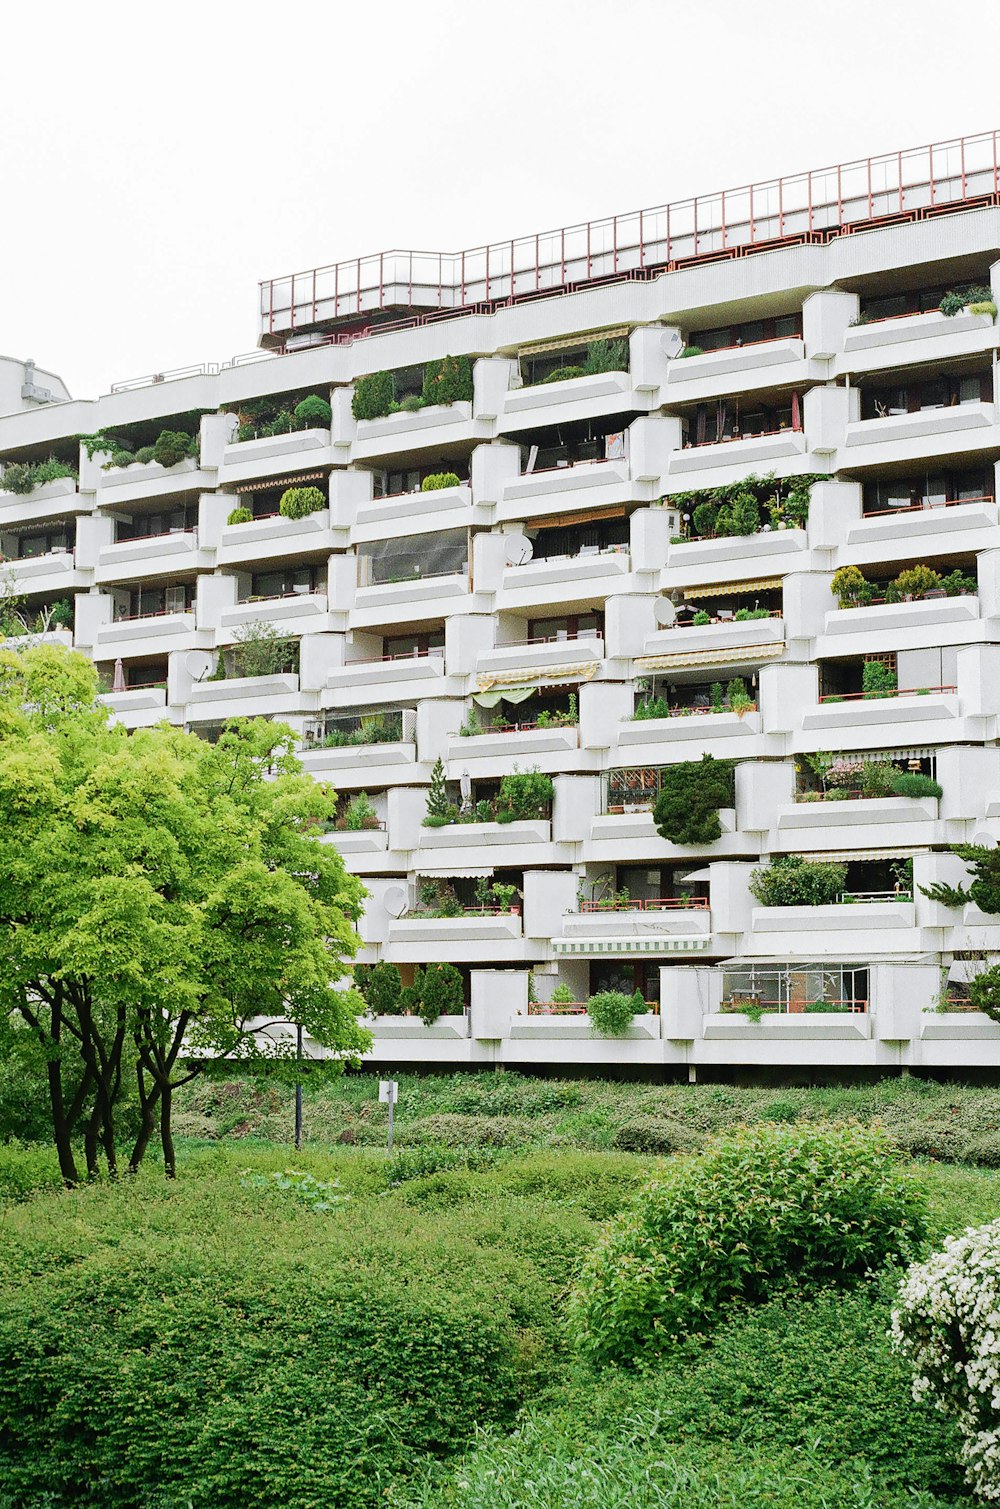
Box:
449 725 579 760
589 807 736 844
509 1012 659 1040
221 427 331 466
641 615 785 659
353 401 474 448
703 1011 871 1041
618 710 761 747
501 370 633 425
420 818 550 849
823 595 979 639
801 692 959 731
218 510 334 562
364 1013 469 1040
665 527 807 571
844 307 995 354
777 796 939 831
355 484 471 532
666 338 805 384
920 1011 1000 1041
99 455 200 489
388 913 523 943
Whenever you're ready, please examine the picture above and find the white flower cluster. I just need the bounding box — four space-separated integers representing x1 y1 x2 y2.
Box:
891 1219 1000 1499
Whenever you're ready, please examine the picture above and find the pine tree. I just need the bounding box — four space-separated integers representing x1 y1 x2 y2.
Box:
425 756 451 821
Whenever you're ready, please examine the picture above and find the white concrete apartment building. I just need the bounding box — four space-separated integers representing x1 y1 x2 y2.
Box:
4 131 1000 1076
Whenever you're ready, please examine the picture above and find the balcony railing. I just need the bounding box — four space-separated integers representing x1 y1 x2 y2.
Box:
260 130 1000 340
580 897 708 912
722 997 869 1014
529 999 659 1016
862 494 994 517
347 647 446 665
818 685 955 703
497 629 603 648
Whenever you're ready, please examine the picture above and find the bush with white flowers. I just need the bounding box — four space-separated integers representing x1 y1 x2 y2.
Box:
891 1219 1000 1500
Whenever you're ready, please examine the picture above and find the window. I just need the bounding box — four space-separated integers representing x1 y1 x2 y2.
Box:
686 393 800 445
384 630 445 658
862 468 992 514
116 506 196 542
527 612 602 643
358 529 468 587
116 583 193 619
530 515 629 561
863 372 991 419
689 313 801 350
16 526 70 558
720 963 869 1013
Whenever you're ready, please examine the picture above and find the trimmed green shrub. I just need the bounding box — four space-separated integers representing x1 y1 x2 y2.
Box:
398 393 427 413
293 394 332 428
890 771 942 798
498 768 554 821
421 471 462 491
862 659 898 698
422 354 473 406
152 429 197 467
352 370 395 420
969 964 1000 1020
692 499 719 536
587 991 637 1037
831 564 869 608
612 1118 701 1155
568 1122 928 1366
652 755 735 846
0 458 77 494
403 962 465 1026
279 485 326 519
749 854 846 906
107 448 136 468
542 364 587 384
226 505 253 526
133 445 156 465
679 344 704 357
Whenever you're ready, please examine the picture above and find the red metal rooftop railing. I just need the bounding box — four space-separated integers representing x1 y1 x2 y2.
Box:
259 130 1000 342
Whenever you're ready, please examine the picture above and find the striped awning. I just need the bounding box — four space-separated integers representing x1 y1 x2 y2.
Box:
636 644 783 671
233 471 326 493
683 577 783 599
552 935 711 956
794 846 929 863
477 662 599 691
518 326 630 358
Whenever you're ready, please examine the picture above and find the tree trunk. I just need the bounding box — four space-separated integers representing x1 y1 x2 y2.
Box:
84 1102 101 1180
46 1059 79 1187
160 1085 175 1179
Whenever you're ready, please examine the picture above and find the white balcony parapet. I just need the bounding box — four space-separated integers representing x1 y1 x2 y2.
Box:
844 499 995 550
98 685 168 714
186 673 310 721
618 710 761 747
97 456 207 503
419 818 550 850
448 725 579 761
217 510 337 568
822 595 980 639
641 615 785 662
364 1013 470 1040
96 530 211 582
352 574 468 612
843 403 996 450
703 1011 871 1041
96 611 198 649
477 633 603 679
920 1011 1000 1040
389 913 523 943
843 308 995 354
354 484 472 538
299 741 416 774
0 477 82 529
666 338 805 384
500 549 631 594
801 691 959 731
220 427 331 469
508 1011 660 1040
318 828 390 856
751 901 916 932
664 528 807 573
668 430 807 475
219 593 329 632
501 458 631 506
500 372 637 430
5 550 83 592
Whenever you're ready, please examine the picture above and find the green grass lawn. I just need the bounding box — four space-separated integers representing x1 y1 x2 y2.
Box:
2 1089 999 1506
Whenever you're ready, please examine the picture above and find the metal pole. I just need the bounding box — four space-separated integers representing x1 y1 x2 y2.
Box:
387 1092 395 1152
294 1024 303 1152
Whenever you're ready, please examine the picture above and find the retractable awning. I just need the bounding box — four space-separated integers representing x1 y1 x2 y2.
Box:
636 645 782 671
518 327 630 358
233 471 326 493
683 577 783 599
552 936 711 956
477 662 599 692
793 846 929 863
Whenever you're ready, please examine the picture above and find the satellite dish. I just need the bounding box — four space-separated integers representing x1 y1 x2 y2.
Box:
663 329 684 359
504 533 534 567
184 651 213 681
382 886 409 918
654 598 677 628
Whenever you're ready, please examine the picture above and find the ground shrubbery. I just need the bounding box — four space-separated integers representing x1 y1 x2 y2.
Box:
569 1122 928 1366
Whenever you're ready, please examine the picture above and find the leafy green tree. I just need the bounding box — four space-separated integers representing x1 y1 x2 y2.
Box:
355 961 402 1016
0 644 369 1183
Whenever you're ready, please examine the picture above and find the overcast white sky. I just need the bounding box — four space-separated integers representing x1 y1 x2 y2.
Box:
3 0 998 398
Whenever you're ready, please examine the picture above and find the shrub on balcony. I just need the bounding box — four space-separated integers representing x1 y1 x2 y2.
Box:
497 767 554 822
670 472 829 541
422 354 473 406
884 564 942 602
715 491 759 537
969 299 998 317
343 791 379 831
633 694 670 720
691 609 710 625
692 500 719 536
226 506 253 526
862 659 897 698
232 621 298 678
152 430 198 468
830 565 871 609
542 365 587 384
860 760 897 798
749 855 846 907
890 771 942 798
921 845 1000 914
941 568 978 596
969 964 1000 1019
652 755 735 846
678 344 704 358
733 606 770 621
352 370 395 421
355 960 402 1016
292 394 332 428
421 471 462 491
278 486 326 519
584 337 629 373
587 991 638 1037
403 962 465 1025
940 284 993 316
1 458 77 494
423 756 452 826
570 1122 927 1366
550 983 576 1005
397 393 427 413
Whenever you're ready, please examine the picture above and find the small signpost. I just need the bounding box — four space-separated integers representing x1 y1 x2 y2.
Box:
379 1079 399 1150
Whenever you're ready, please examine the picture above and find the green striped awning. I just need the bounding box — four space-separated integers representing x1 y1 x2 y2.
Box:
551 936 711 956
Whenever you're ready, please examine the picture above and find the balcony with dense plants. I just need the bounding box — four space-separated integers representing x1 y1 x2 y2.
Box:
0 587 74 647
349 357 480 456
502 337 640 428
84 419 206 501
449 690 580 761
218 390 333 483
590 755 739 853
186 622 307 722
661 471 824 574
218 483 337 566
823 561 980 648
776 749 942 847
311 790 389 855
418 761 557 860
618 674 761 753
746 855 917 947
298 707 416 778
388 874 527 958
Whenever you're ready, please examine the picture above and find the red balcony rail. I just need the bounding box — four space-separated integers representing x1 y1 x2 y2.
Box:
260 131 1000 341
685 421 801 448
862 494 994 517
112 605 193 621
495 629 604 648
347 647 446 665
580 896 709 912
722 997 869 1014
819 685 956 703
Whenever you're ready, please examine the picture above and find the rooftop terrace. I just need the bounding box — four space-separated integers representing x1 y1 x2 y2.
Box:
258 130 1000 348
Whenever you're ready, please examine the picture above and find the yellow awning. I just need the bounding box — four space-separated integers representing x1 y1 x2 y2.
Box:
683 577 783 599
518 327 630 359
477 662 599 691
231 471 326 493
636 644 783 671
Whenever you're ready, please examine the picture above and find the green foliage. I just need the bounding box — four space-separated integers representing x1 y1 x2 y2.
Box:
239 1166 348 1211
151 428 198 467
0 456 77 494
226 505 253 526
278 485 326 519
424 756 451 823
672 472 827 539
938 285 993 317
356 960 403 1016
541 364 587 383
421 471 462 490
550 983 576 1005
749 854 846 906
679 343 704 357
569 1122 929 1367
0 1140 64 1200
612 1117 702 1155
343 790 379 830
725 676 752 711
860 759 897 798
397 393 427 412
715 490 759 537
134 445 156 464
891 771 942 798
920 845 1000 915
352 370 395 420
583 337 629 373
968 300 997 317
633 693 670 720
733 605 769 620
422 354 474 406
692 609 710 625
232 620 298 677
497 767 554 821
0 647 366 1181
968 965 1000 1020
862 658 897 698
107 448 136 468
831 564 869 608
587 991 637 1037
292 393 332 427
692 499 719 536
941 568 979 596
405 962 466 1025
885 564 942 601
652 755 735 846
